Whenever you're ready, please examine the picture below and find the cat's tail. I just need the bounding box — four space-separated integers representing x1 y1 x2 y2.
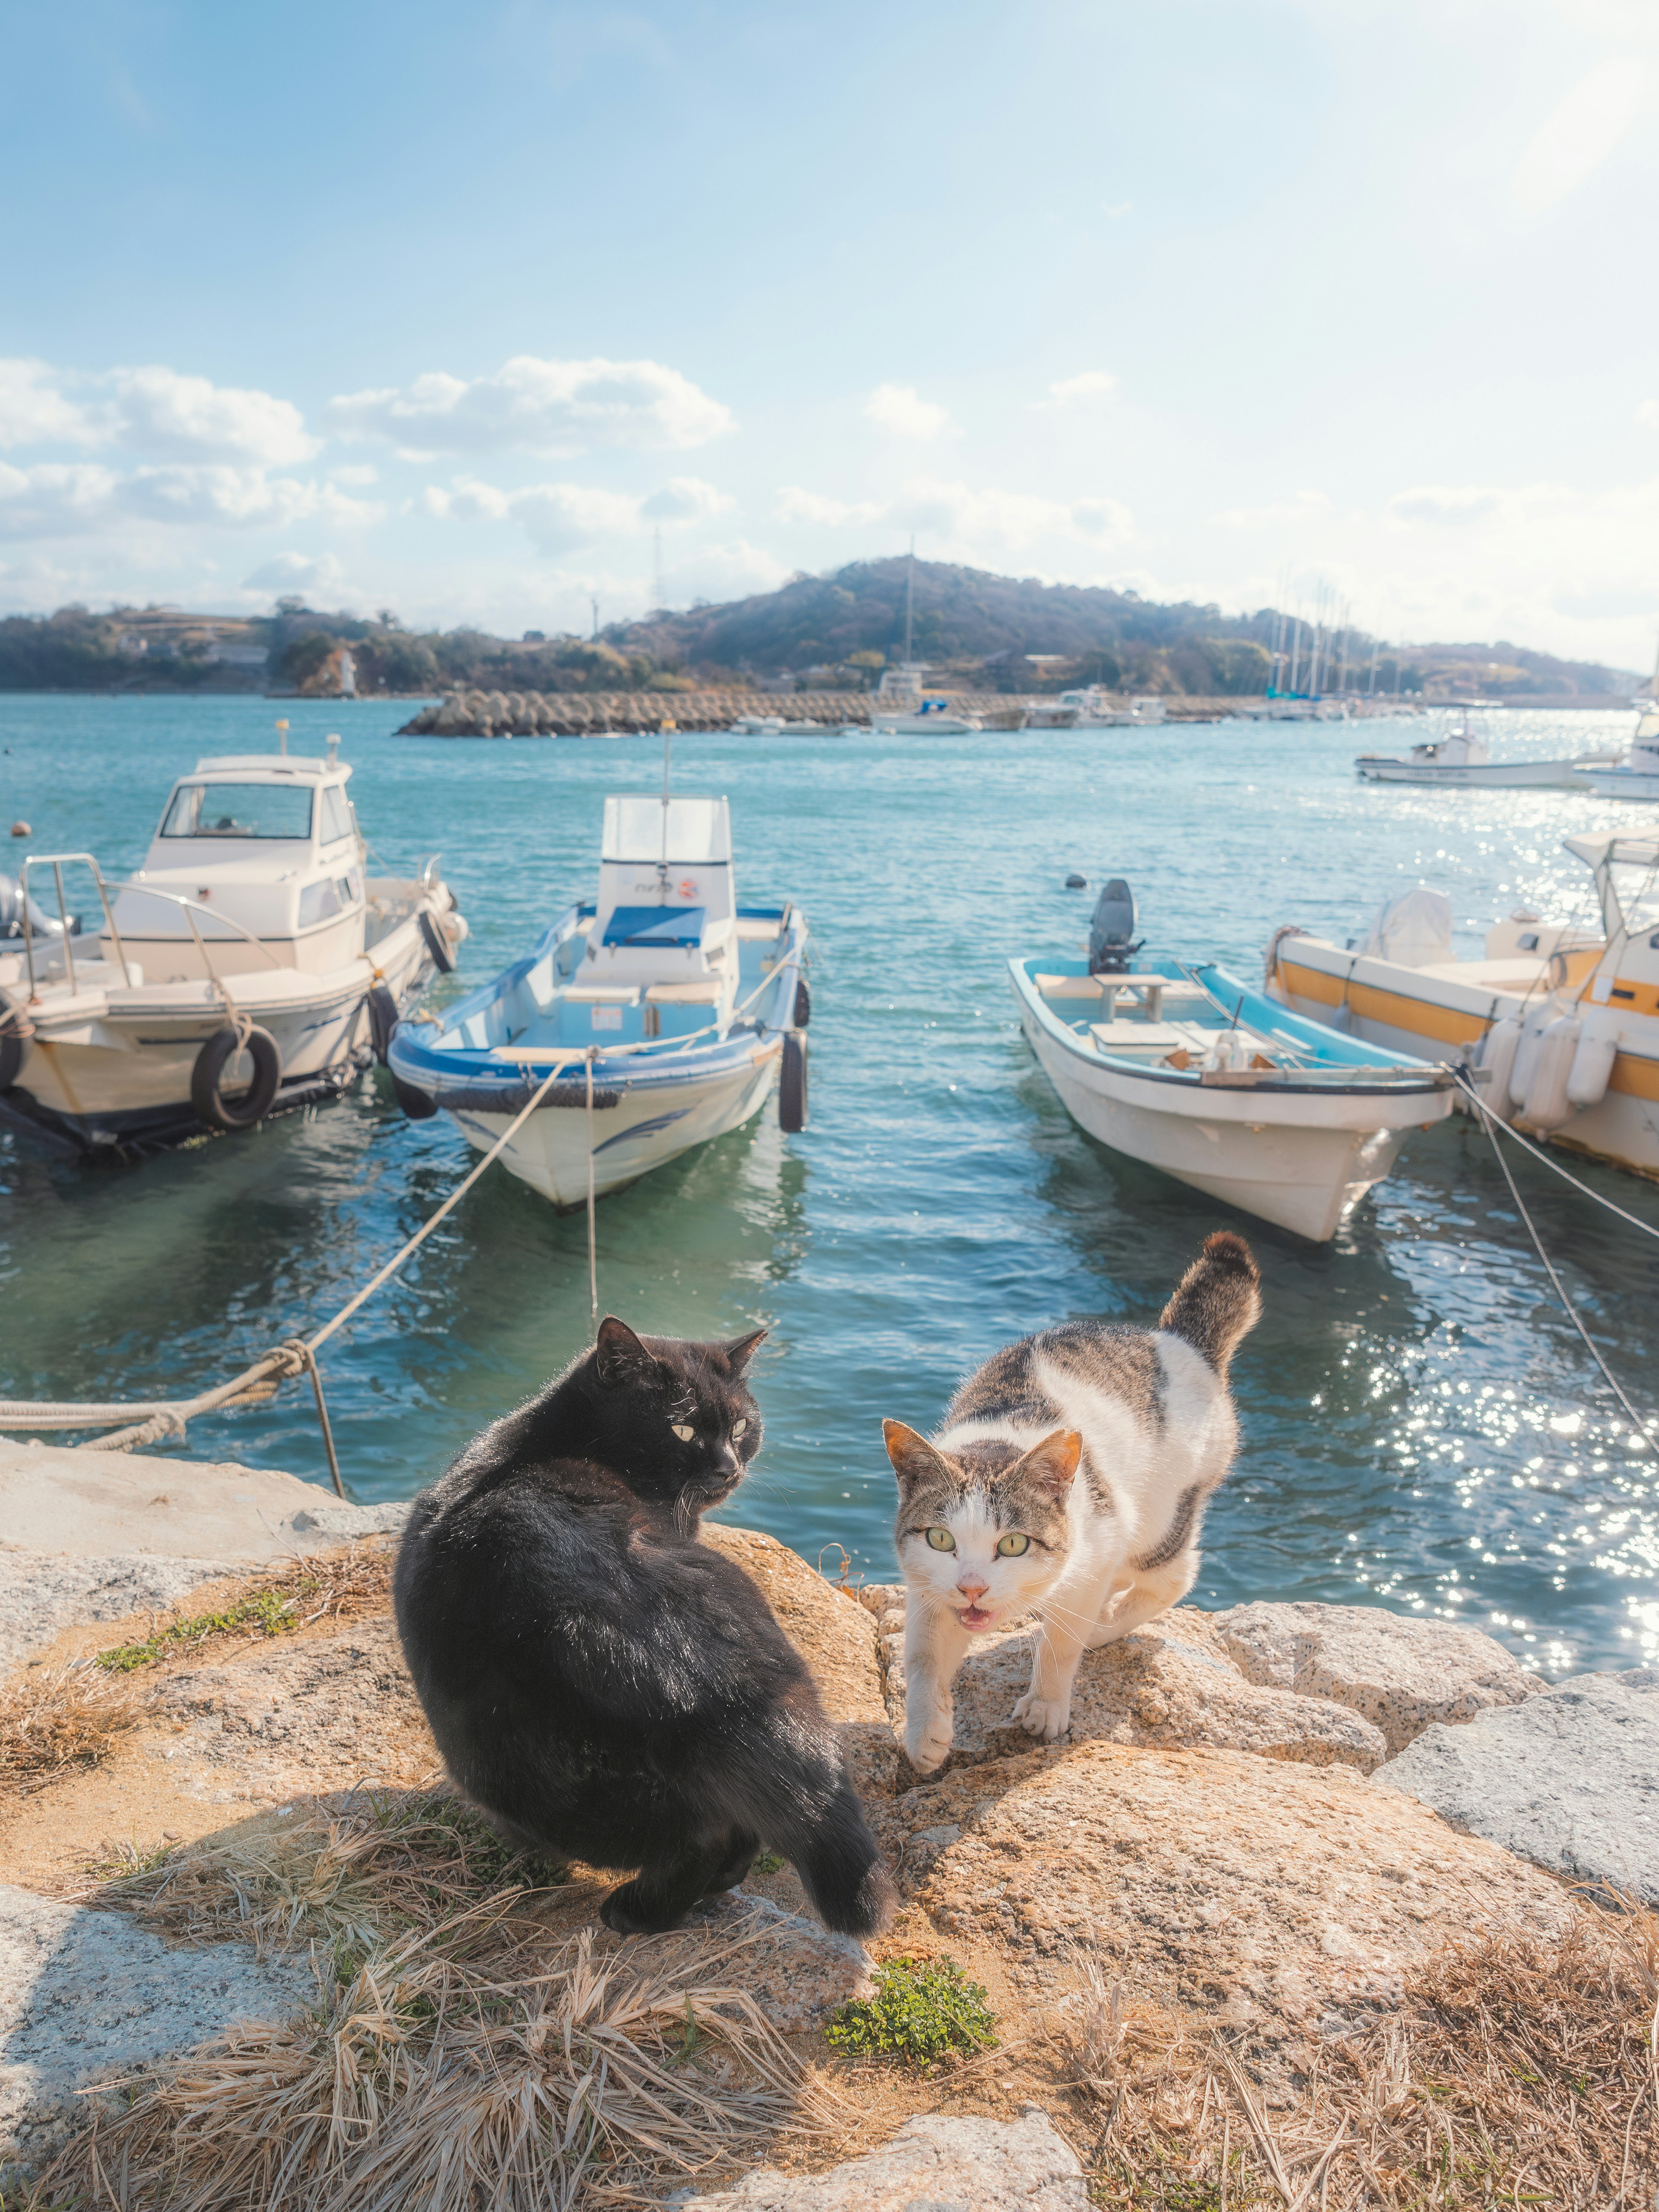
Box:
1158 1230 1262 1377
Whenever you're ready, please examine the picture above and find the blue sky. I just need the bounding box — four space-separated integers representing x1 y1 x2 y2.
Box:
3 0 1656 663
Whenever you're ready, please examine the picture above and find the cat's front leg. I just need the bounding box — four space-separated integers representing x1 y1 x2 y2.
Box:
903 1599 971 1773
1012 1602 1091 1741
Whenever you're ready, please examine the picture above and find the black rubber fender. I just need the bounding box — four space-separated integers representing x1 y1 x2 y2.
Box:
419 909 457 975
793 975 811 1028
393 1074 439 1121
0 1010 30 1090
779 1030 808 1133
190 1024 282 1131
365 982 399 1065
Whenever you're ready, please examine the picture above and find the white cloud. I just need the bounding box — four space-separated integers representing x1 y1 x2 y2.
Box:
1048 371 1117 404
1638 400 1659 429
639 476 734 523
1513 56 1650 212
328 356 733 455
0 359 316 463
773 476 1133 552
242 550 350 599
331 463 379 486
666 540 791 600
864 384 952 440
1210 487 1332 531
0 460 373 540
773 486 886 527
1386 484 1509 528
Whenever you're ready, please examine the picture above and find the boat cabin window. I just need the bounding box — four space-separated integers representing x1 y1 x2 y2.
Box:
318 784 355 847
299 872 362 928
161 782 314 840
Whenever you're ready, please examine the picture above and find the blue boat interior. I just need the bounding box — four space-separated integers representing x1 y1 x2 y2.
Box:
1017 955 1439 1076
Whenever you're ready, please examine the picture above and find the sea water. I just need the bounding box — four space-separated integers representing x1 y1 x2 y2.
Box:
1 695 1655 1677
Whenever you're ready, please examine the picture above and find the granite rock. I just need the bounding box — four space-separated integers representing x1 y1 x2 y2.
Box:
1374 1668 1659 1901
676 1894 874 2034
0 1549 241 1674
1215 1601 1542 1754
874 1738 1567 2036
877 1601 1388 1774
0 1881 312 2178
669 2107 1086 2211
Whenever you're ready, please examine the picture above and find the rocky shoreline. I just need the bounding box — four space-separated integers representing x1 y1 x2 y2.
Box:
1 1440 1654 2203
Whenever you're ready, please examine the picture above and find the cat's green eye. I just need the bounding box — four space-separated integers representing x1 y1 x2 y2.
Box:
731 1418 747 1439
671 1423 694 1443
925 1527 956 1552
996 1532 1032 1557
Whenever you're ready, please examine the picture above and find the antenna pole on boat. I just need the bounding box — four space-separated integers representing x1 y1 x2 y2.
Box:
275 717 288 757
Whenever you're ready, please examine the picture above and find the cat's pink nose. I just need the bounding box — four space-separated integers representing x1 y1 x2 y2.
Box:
956 1575 989 1602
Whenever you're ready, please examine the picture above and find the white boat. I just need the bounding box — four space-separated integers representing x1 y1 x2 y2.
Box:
1576 703 1659 801
1266 830 1659 1179
1011 883 1456 1241
0 738 465 1154
731 714 788 736
1355 703 1591 787
386 790 809 1208
1054 687 1168 727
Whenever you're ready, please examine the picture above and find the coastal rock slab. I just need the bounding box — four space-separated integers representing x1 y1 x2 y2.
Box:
1215 1601 1542 1754
154 1617 435 1803
0 1548 239 1674
880 1605 1387 1774
671 2107 1086 2211
680 1894 874 2034
875 1738 1567 2035
1374 1669 1659 1900
703 1526 901 1798
0 1881 311 2178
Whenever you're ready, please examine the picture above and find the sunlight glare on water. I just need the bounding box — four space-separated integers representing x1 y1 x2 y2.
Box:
1 696 1655 1676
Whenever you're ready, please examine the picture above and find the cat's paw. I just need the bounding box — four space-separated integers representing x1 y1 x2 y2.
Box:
600 1881 684 1936
904 1710 953 1773
1012 1691 1071 1742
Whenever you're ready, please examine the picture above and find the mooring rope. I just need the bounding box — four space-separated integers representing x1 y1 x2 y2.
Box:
1452 1071 1659 1243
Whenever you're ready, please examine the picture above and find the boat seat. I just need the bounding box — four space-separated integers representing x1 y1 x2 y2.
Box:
735 917 782 941
1035 973 1105 999
645 981 722 1004
1090 1020 1193 1054
563 985 642 1005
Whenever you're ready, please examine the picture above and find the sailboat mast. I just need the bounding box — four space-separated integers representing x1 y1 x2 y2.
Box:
905 537 915 663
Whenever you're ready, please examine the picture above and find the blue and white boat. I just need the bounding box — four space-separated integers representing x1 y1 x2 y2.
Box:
1011 882 1457 1241
388 792 809 1207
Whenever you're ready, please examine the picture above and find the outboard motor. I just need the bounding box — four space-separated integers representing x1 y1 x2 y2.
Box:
0 874 81 941
1088 878 1145 974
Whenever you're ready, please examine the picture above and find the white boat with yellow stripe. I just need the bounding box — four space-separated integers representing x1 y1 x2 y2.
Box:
1267 826 1659 1181
386 791 809 1208
1012 882 1457 1241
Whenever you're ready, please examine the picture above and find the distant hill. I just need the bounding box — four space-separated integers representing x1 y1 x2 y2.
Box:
0 561 1641 700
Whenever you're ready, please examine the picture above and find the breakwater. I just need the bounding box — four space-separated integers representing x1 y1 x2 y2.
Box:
394 688 1265 737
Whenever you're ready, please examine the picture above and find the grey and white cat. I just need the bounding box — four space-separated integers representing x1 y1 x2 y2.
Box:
882 1231 1262 1773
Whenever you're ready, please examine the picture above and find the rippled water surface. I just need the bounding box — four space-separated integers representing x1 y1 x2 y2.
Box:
3 696 1656 1675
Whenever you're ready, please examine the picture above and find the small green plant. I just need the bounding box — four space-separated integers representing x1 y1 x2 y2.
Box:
824 1955 997 2069
97 1587 305 1671
750 1850 786 1875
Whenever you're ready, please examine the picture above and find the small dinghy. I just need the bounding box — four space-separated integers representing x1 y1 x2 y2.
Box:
387 786 809 1207
1011 881 1457 1240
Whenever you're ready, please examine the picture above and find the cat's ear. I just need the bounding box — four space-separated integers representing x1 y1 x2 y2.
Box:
722 1327 768 1373
593 1316 655 1386
1011 1429 1083 1500
882 1420 950 1492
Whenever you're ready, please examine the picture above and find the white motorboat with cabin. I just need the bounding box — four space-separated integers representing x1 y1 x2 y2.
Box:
1576 702 1659 802
1266 828 1659 1179
385 786 809 1208
0 738 465 1153
1055 687 1169 727
1011 881 1456 1241
1354 703 1593 788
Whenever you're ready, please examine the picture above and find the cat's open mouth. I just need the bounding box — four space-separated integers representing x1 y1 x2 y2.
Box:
957 1604 995 1631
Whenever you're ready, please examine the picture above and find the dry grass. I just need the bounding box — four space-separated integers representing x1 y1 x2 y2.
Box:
1047 1891 1659 2210
32 1789 835 2212
93 1543 394 1674
0 1660 148 1799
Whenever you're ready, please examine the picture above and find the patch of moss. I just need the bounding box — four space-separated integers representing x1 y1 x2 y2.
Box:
95 1586 305 1671
824 1954 997 2069
750 1850 786 1875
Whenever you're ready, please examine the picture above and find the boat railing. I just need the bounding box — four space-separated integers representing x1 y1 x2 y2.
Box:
19 852 285 1001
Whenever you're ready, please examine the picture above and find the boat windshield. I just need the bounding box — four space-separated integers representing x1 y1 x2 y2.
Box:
161 782 314 839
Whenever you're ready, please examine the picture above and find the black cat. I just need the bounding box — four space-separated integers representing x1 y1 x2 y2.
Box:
394 1316 895 1939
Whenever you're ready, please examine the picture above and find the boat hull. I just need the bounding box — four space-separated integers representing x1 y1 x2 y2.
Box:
1273 939 1659 1181
445 1037 784 1207
1 894 451 1150
1581 770 1659 802
1012 965 1454 1241
1354 756 1587 787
